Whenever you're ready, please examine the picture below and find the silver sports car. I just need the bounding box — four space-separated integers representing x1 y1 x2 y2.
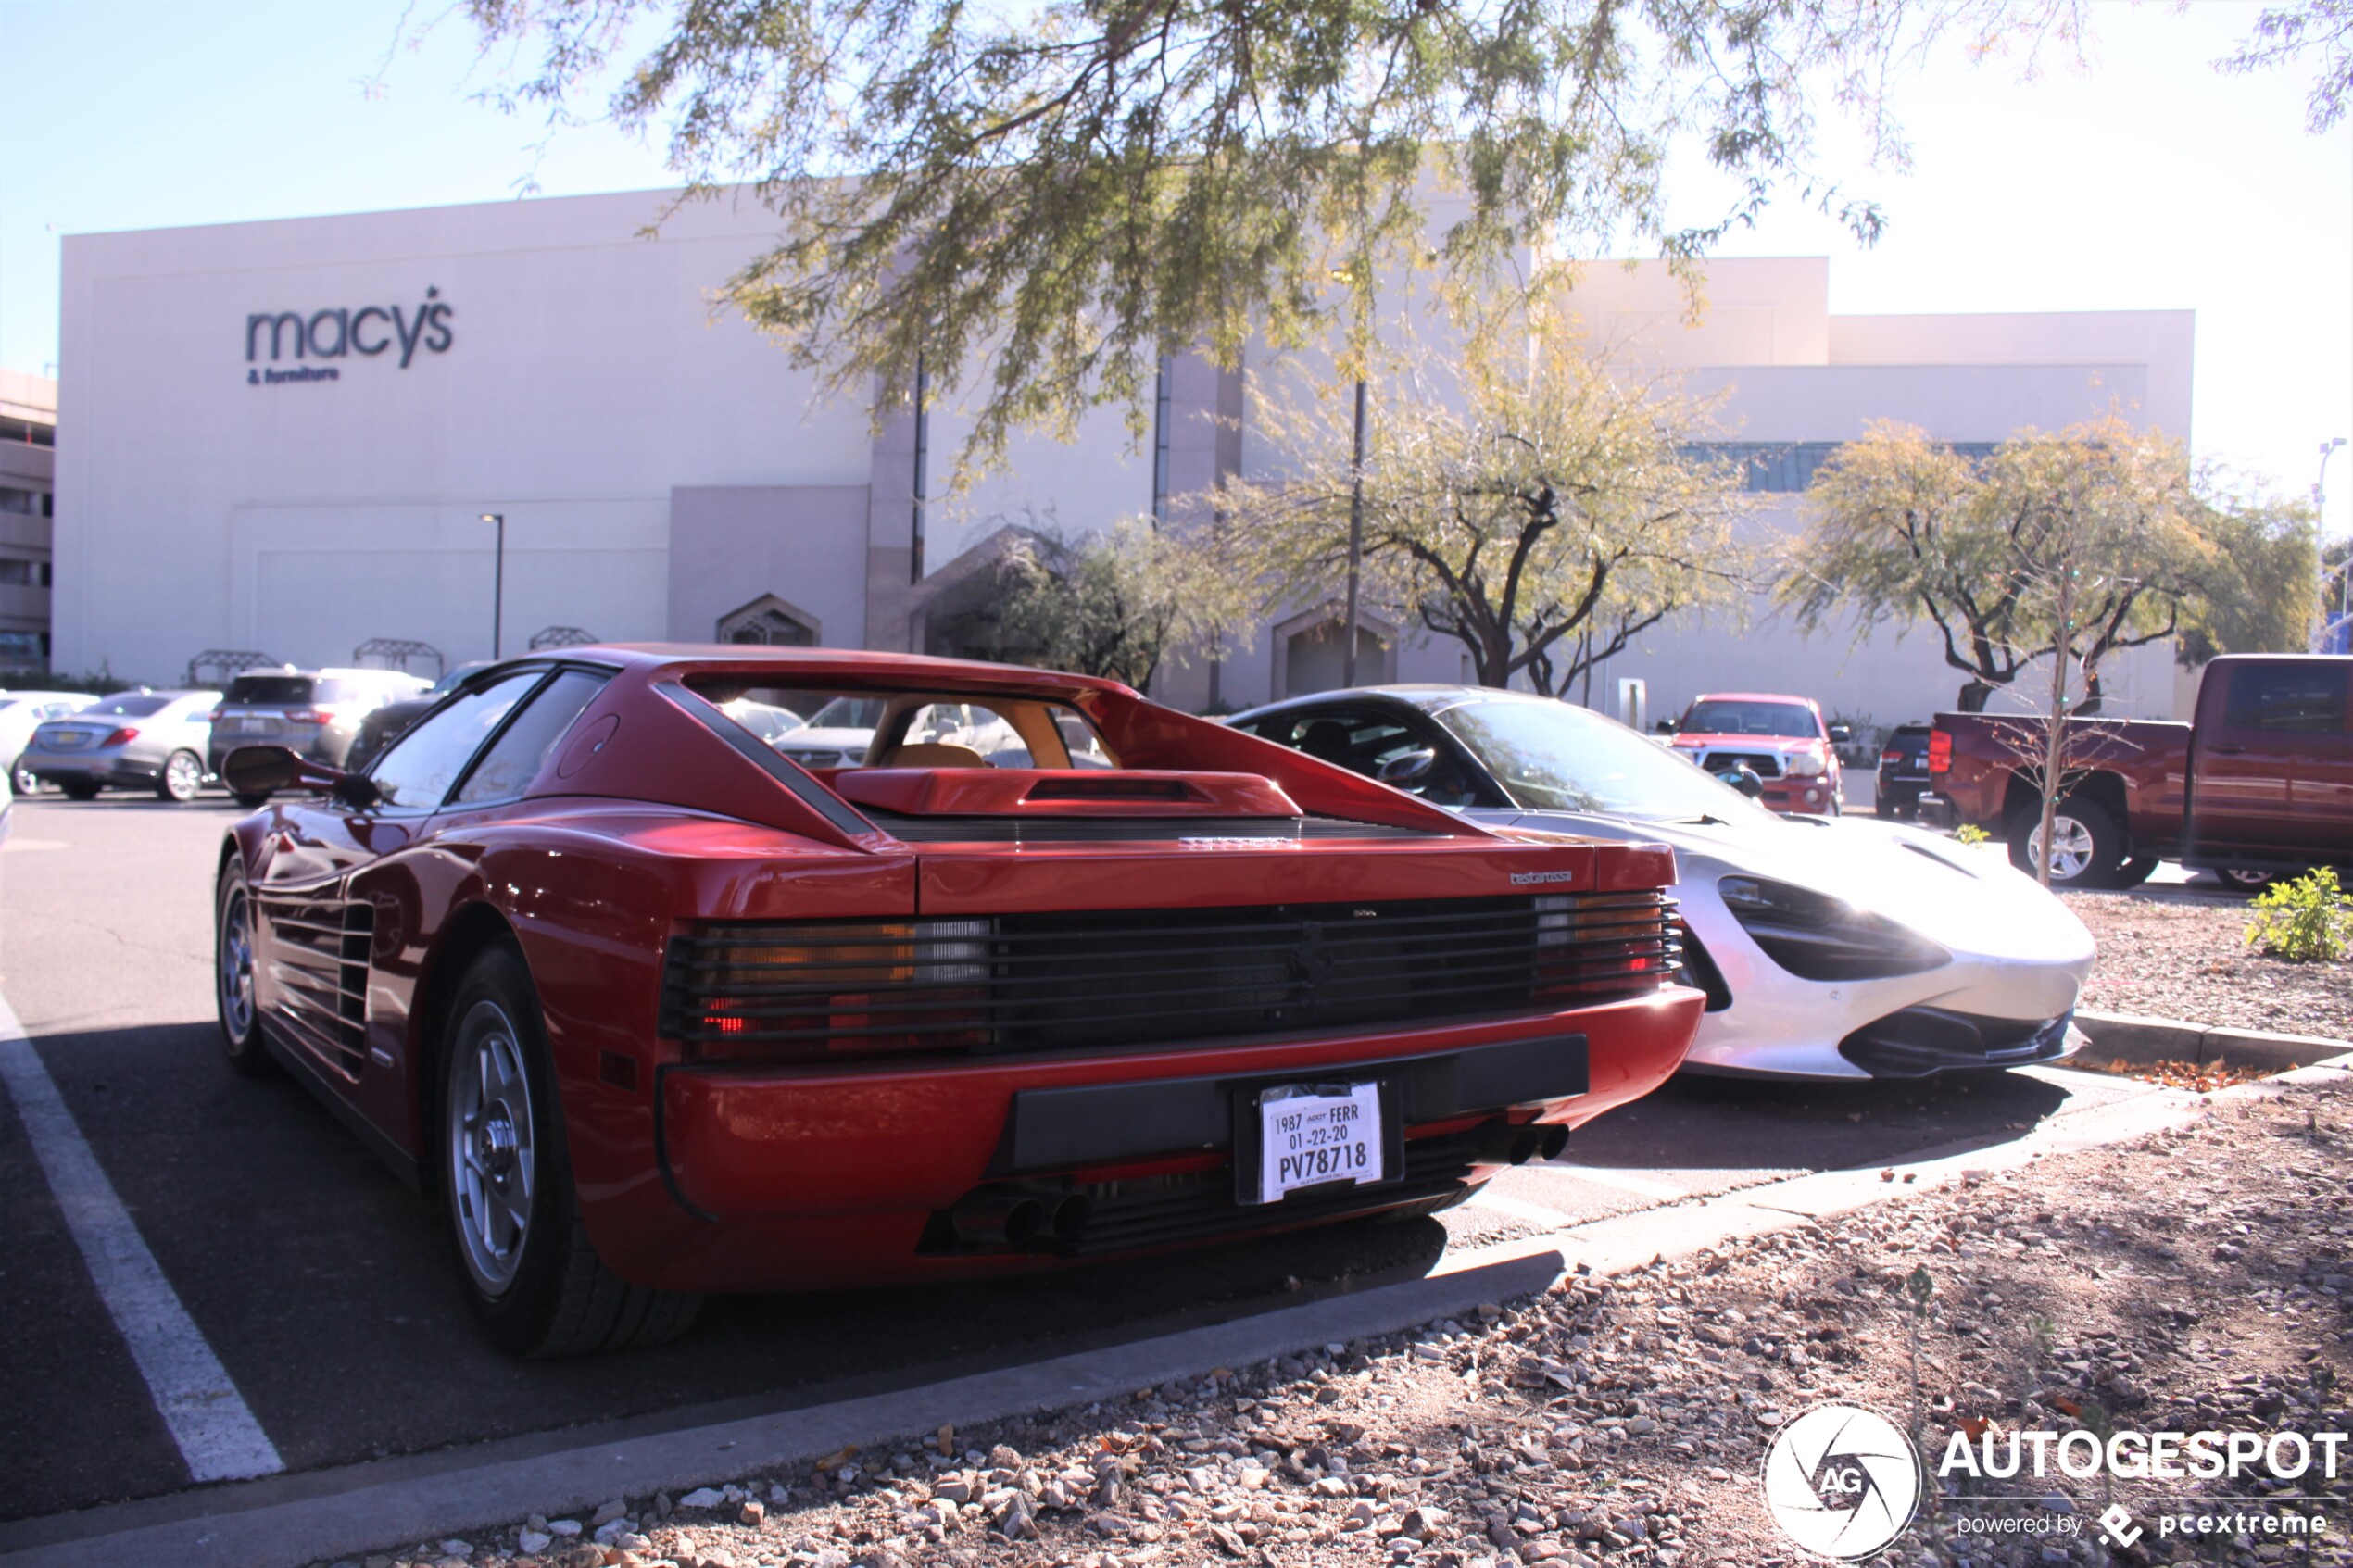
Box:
1230 686 2095 1080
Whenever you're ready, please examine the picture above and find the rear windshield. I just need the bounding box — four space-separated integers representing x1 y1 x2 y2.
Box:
683 679 1114 771
224 676 312 705
85 695 171 718
1680 700 1818 739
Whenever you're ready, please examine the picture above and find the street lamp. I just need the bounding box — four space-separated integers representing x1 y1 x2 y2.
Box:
2319 440 2349 637
480 512 505 659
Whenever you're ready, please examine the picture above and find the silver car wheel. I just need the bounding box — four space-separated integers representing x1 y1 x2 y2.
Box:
163 750 203 802
9 758 33 796
447 1002 537 1297
2027 813 2095 882
218 885 256 1037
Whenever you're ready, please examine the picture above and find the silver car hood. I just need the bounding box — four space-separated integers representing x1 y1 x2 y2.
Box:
1487 808 2095 967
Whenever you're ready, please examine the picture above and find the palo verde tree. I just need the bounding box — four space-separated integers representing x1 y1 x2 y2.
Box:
1784 415 2231 713
451 0 2128 470
1216 335 1756 696
1790 413 2247 884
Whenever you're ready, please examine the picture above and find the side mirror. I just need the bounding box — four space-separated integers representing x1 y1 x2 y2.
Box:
221 745 299 800
1377 748 1438 786
1655 718 1678 734
221 745 381 809
1713 762 1766 799
1828 723 1853 746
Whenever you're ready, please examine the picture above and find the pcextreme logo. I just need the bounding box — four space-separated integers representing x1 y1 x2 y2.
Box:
1760 1402 1923 1561
244 286 455 385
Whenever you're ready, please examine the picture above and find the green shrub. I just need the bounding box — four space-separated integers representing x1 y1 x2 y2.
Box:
2243 868 2353 963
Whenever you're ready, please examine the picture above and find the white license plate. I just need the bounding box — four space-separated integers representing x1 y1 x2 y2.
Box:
234 717 272 733
1255 1081 1384 1202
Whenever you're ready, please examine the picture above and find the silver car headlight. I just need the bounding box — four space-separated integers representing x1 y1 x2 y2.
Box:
1718 874 1948 981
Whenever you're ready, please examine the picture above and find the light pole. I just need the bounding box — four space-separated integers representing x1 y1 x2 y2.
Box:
2319 439 2348 637
1341 377 1367 686
480 512 505 659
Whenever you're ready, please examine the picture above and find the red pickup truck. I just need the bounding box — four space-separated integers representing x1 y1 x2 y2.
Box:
1923 654 2353 890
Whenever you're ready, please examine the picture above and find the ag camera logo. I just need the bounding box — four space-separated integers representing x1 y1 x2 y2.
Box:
1761 1402 1922 1560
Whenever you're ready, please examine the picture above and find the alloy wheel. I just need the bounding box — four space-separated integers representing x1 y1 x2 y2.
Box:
164 751 203 802
218 886 256 1038
447 1003 537 1296
2026 813 2095 883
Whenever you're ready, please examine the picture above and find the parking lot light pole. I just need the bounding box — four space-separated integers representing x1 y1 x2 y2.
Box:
480 512 505 659
1342 378 1366 686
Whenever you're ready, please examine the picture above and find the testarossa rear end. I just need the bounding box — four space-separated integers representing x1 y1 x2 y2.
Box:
217 646 1704 1353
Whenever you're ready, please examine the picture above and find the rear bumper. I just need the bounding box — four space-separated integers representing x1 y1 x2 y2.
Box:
25 749 158 785
623 989 1704 1291
1916 794 1960 830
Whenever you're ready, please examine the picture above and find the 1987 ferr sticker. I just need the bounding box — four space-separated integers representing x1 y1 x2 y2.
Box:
1258 1082 1385 1202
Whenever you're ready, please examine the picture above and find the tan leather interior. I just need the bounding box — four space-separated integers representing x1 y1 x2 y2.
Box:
877 741 991 769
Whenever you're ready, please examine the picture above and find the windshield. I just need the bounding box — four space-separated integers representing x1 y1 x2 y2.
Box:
1436 698 1768 819
1679 699 1818 739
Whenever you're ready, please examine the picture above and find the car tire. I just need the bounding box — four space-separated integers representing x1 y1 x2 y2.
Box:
2219 867 2277 891
58 779 100 802
231 791 271 809
215 865 274 1077
2007 797 2121 889
157 749 205 803
9 756 34 796
439 946 702 1358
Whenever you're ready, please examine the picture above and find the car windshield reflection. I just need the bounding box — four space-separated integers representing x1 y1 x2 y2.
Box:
1435 699 1772 821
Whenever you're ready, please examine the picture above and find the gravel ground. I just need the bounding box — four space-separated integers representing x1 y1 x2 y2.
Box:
2061 889 2352 1043
332 1073 2353 1568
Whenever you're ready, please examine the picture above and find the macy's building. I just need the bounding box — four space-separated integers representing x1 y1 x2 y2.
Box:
56 188 2194 727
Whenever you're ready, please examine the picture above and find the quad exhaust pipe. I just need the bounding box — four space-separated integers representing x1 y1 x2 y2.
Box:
1472 1120 1568 1167
950 1185 1091 1249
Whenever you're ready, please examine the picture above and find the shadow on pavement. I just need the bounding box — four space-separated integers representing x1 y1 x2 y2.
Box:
1563 1067 2079 1173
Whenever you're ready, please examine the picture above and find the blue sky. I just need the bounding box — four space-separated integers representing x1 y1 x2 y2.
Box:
2 0 2348 534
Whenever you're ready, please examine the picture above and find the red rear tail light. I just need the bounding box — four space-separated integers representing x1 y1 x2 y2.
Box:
679 920 997 1063
100 727 139 747
208 707 225 722
1880 748 1903 765
1928 729 1952 773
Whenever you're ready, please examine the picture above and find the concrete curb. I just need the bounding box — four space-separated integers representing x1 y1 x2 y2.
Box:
0 1064 2237 1568
2073 1008 2352 1073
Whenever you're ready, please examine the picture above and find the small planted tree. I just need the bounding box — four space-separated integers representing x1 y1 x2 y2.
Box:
1216 340 1756 696
958 517 1248 692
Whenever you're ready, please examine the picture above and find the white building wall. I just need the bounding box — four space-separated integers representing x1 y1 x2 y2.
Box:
55 196 2196 725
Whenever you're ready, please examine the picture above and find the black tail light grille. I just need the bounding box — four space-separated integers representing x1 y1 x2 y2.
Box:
661 892 1679 1064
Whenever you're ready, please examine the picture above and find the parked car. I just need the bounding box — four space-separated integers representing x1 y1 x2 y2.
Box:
343 661 498 775
2 689 98 794
1231 686 2095 1081
1922 653 2353 890
772 694 889 769
207 667 431 795
1664 693 1849 815
1876 722 1934 820
215 646 1703 1355
21 689 223 801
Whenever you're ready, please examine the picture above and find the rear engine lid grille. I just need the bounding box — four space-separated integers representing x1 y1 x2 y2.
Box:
661 891 1679 1063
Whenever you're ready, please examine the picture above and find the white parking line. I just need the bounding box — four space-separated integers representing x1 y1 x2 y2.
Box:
1467 1189 1577 1229
1538 1162 1687 1199
0 990 283 1483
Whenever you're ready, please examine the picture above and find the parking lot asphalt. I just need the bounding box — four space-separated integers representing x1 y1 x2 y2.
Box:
0 793 2150 1526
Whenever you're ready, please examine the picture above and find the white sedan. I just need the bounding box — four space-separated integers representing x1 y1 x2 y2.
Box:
1229 686 2095 1080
